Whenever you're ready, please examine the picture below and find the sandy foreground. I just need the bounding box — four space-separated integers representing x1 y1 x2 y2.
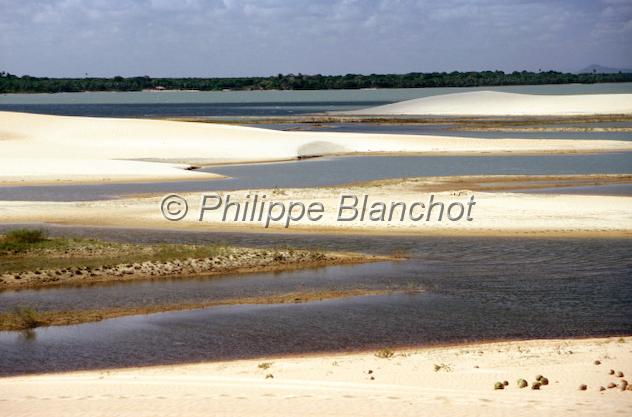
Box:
1 337 630 417
2 176 631 236
2 111 632 185
346 91 632 116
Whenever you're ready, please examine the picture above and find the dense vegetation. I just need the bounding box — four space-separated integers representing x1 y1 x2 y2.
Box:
1 70 631 93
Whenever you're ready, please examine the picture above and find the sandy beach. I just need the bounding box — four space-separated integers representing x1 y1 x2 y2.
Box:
2 110 632 185
1 337 630 417
3 1 632 415
2 175 631 236
346 91 632 116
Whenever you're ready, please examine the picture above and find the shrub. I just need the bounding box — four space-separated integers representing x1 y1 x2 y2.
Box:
0 229 48 252
375 348 394 359
5 229 47 244
258 362 272 370
14 305 41 329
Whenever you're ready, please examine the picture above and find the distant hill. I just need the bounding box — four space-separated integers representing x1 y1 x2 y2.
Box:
579 65 632 74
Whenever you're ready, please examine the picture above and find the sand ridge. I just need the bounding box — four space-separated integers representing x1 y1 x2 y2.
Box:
2 110 632 185
345 91 632 116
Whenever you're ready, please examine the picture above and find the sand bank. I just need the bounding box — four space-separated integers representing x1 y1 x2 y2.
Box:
345 91 632 116
0 289 393 331
1 176 631 236
1 337 630 417
0 245 377 291
2 111 632 185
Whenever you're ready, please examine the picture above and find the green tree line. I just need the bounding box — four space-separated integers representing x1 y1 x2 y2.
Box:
1 70 631 93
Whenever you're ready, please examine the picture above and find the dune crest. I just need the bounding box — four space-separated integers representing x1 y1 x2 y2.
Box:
346 91 632 116
2 111 632 185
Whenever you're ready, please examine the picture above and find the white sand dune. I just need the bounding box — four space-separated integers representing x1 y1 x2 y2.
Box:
345 91 632 116
2 111 632 185
1 337 630 417
0 158 221 185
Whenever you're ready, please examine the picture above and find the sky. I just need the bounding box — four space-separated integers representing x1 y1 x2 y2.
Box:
1 0 631 77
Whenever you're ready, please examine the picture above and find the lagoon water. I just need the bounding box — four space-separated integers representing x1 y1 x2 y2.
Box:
2 83 632 117
1 153 631 201
1 85 631 376
0 228 630 376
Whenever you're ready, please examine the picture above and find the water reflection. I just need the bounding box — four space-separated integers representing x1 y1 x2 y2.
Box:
1 228 630 376
1 153 631 201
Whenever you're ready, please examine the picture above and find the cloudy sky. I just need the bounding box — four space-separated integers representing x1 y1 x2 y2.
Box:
1 0 631 77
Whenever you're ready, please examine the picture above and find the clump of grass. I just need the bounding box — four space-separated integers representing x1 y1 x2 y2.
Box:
433 363 452 372
271 186 287 196
258 362 272 370
375 348 394 359
0 229 48 252
13 305 41 329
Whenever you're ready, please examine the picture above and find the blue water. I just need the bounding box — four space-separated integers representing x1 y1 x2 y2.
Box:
1 153 630 201
2 83 631 117
0 227 630 376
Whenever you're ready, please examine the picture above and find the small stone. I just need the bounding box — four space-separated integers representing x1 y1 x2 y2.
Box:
594 360 601 365
368 370 373 374
599 386 606 391
370 376 375 380
494 382 504 390
540 377 549 386
517 379 528 388
609 369 615 375
532 382 541 390
579 384 588 391
607 383 617 389
535 374 544 381
616 371 624 378
503 381 509 386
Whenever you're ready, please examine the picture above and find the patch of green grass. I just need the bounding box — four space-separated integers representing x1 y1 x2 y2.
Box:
0 229 49 252
5 229 47 244
0 231 228 274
